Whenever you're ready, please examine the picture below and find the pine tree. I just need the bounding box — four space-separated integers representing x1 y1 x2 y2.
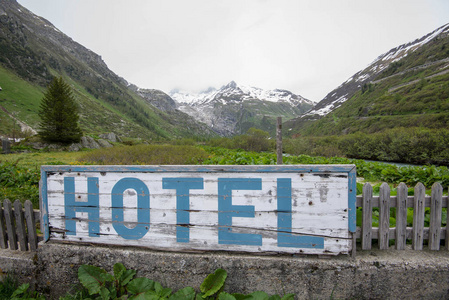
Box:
38 77 83 143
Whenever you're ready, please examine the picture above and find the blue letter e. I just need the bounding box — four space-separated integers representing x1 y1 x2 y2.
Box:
218 178 262 246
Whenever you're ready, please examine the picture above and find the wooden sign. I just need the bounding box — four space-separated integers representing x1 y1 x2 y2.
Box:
41 165 356 255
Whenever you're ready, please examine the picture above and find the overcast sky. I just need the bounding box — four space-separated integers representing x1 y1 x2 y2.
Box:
16 0 449 102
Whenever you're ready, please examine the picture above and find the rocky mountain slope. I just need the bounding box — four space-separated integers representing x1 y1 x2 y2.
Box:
171 81 313 136
0 0 215 140
285 23 449 136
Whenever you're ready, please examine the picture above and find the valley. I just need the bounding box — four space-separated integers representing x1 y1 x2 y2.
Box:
0 0 448 167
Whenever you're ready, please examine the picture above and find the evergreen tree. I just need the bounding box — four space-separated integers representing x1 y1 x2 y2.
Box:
38 77 83 143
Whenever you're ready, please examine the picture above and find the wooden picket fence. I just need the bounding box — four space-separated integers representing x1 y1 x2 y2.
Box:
356 182 448 251
0 181 448 253
0 199 40 251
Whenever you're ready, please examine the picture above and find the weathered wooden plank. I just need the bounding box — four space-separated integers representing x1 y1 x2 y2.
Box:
41 164 356 174
42 166 356 255
47 215 350 238
3 199 17 250
362 183 373 250
379 183 390 250
0 204 7 248
446 187 449 251
412 183 425 250
14 200 28 251
395 183 407 250
447 187 449 251
24 200 38 251
48 222 352 254
429 183 442 250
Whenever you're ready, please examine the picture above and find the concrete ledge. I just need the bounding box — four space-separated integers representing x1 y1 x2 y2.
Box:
0 248 37 287
35 241 449 299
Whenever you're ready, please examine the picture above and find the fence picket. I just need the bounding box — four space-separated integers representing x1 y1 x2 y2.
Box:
362 183 373 250
379 183 390 249
446 187 449 251
24 200 38 251
395 183 407 250
14 200 28 251
429 183 443 250
412 183 425 250
0 204 7 249
3 199 17 250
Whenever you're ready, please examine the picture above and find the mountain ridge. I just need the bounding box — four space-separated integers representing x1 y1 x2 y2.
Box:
0 0 217 140
284 23 449 138
299 23 449 120
170 81 314 136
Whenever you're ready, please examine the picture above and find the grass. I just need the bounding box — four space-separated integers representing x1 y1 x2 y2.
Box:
0 151 86 207
0 65 45 135
78 144 209 165
0 151 85 169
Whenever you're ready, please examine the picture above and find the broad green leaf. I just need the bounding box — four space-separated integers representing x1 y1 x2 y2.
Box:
200 268 227 297
129 290 159 300
121 269 137 286
78 265 114 295
127 277 156 295
154 281 163 294
11 283 29 297
218 292 237 300
160 287 173 298
196 292 205 300
169 287 196 300
113 262 126 280
268 295 281 300
280 293 295 300
232 293 252 300
248 291 269 300
99 286 111 300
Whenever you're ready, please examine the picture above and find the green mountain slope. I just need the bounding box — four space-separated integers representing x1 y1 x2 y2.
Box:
283 24 449 165
0 0 215 140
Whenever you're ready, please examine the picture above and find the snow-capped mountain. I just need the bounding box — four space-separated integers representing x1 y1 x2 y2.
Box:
169 81 314 136
303 23 449 118
171 81 312 106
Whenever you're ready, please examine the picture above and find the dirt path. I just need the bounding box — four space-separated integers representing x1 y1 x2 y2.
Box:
388 68 449 93
0 104 37 135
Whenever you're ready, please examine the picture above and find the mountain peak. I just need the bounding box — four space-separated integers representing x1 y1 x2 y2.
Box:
223 81 238 89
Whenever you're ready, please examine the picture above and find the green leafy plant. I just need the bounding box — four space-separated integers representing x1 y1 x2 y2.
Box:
0 160 40 207
199 268 227 298
75 264 294 300
0 277 45 300
10 283 45 300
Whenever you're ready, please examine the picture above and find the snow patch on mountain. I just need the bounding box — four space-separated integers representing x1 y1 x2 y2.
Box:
170 81 313 106
306 94 348 117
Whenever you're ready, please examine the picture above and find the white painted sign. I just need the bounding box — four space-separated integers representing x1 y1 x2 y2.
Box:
41 165 356 255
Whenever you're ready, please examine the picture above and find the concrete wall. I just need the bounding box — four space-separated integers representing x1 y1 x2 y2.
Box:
1 241 449 299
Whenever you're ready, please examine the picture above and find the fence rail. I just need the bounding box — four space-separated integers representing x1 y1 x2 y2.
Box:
0 199 41 251
0 181 448 253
